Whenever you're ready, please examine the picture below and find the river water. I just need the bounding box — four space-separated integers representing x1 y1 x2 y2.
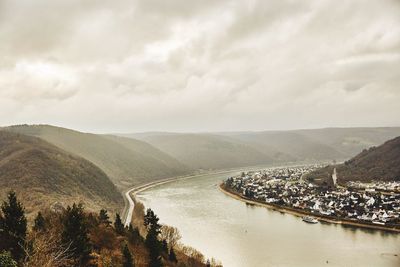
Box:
136 170 400 267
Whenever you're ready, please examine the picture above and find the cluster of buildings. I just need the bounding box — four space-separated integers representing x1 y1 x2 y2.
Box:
238 164 324 181
224 165 400 227
347 181 400 193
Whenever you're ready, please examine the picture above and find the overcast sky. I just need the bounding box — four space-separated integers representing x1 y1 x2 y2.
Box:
0 0 399 133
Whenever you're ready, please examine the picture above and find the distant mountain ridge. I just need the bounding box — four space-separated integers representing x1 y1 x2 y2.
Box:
0 131 123 217
126 127 400 169
129 133 275 170
306 135 400 184
4 124 400 189
4 125 191 189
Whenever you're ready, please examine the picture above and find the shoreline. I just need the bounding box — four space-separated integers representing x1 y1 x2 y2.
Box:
121 161 333 223
121 168 251 225
219 184 400 234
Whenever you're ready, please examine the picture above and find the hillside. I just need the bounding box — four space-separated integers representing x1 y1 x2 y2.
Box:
127 127 400 169
0 131 123 217
292 127 400 157
306 135 400 184
0 192 214 267
225 131 345 162
129 133 275 170
4 125 191 189
223 127 400 162
5 125 400 187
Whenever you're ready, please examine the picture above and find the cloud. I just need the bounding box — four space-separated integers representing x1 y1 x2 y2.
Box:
0 0 399 132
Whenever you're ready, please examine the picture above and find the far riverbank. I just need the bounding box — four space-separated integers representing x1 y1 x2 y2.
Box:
122 167 258 225
121 162 313 224
219 183 400 234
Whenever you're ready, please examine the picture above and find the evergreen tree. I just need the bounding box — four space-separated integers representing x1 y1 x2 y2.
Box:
144 208 163 267
122 243 134 267
128 224 142 244
0 251 17 267
168 247 177 263
114 213 125 235
61 203 91 265
99 209 111 226
33 212 45 232
0 191 27 262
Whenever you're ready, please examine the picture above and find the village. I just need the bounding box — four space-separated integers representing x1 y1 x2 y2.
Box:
224 165 400 228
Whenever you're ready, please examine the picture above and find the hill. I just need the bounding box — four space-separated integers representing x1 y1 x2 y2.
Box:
127 127 400 169
224 131 344 162
306 135 400 184
4 125 191 189
223 127 400 162
0 131 123 217
5 125 400 187
127 133 275 170
290 127 400 157
0 192 214 267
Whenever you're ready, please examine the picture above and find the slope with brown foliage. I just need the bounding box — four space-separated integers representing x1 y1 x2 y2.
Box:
4 125 191 189
306 136 400 184
0 192 220 267
0 131 123 217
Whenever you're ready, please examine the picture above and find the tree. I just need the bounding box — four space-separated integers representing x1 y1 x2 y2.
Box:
0 251 17 267
181 246 205 265
127 224 142 244
0 191 27 262
168 247 177 263
33 212 45 232
160 225 181 250
114 213 125 235
121 243 134 267
144 209 163 267
23 231 71 267
61 203 91 265
99 209 111 226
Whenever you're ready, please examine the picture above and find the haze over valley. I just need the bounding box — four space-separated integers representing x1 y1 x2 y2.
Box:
1 124 400 218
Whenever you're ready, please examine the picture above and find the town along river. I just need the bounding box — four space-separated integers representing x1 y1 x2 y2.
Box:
136 170 400 267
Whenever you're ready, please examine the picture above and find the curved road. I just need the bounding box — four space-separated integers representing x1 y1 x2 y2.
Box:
123 188 136 227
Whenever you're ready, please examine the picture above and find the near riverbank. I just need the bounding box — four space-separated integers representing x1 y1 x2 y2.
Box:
219 184 400 234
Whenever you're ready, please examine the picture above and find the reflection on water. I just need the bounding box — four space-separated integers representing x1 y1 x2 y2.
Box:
137 171 400 267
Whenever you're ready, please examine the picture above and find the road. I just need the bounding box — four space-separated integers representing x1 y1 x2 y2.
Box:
124 188 135 227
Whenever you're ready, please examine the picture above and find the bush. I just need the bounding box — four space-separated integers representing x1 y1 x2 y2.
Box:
0 251 17 267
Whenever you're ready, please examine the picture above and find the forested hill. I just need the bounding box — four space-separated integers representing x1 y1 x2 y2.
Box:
306 135 400 184
0 131 123 217
126 127 400 169
4 125 400 189
127 133 275 170
4 125 191 189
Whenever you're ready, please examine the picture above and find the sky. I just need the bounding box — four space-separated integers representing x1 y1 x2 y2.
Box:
0 0 399 133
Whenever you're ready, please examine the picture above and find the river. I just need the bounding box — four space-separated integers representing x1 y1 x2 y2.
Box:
136 170 400 267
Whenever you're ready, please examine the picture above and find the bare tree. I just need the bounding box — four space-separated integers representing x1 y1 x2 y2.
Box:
160 225 182 249
210 258 223 267
180 245 205 264
23 231 72 267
